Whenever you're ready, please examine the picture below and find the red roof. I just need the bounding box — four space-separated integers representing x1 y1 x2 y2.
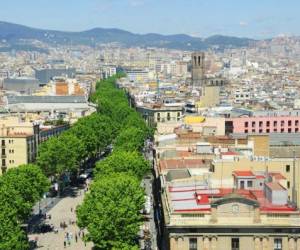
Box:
269 172 286 180
233 170 255 177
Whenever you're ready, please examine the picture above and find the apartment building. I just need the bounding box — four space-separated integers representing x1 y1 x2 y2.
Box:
0 115 68 174
225 116 300 134
161 169 300 250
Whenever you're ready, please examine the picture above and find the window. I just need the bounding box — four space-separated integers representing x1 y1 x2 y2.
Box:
245 121 248 128
287 181 290 189
247 180 253 188
281 120 284 126
259 129 263 133
274 238 282 250
232 238 239 250
1 149 5 156
274 128 277 132
157 113 160 122
274 121 277 127
259 121 263 127
177 112 181 117
296 120 299 126
240 181 245 189
266 129 270 133
266 121 270 127
244 129 248 133
296 128 299 132
1 159 5 167
281 128 284 133
189 238 197 250
288 120 292 126
252 129 255 133
286 165 290 172
1 140 4 146
252 121 255 127
288 128 292 133
167 113 171 121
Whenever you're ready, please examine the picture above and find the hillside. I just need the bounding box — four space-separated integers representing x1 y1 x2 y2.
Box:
0 21 255 51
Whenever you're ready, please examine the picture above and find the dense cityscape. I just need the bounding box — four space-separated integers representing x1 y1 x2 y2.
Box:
1 1 300 250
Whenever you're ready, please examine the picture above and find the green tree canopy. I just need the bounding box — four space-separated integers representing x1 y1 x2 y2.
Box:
37 133 85 176
95 150 150 180
0 164 50 221
0 211 28 250
77 173 144 249
115 127 146 152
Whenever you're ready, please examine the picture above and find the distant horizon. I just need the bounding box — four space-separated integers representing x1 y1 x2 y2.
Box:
0 0 299 39
1 20 297 41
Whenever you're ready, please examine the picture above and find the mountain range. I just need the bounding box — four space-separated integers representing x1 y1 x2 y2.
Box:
0 21 255 51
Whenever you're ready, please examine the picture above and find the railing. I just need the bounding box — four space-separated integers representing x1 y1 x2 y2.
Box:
168 215 300 227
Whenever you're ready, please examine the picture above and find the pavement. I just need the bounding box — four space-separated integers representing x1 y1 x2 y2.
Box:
28 187 93 250
143 145 159 250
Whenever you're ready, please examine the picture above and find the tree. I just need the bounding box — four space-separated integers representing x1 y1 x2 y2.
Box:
0 164 50 221
95 150 150 180
0 164 49 249
77 173 144 249
115 127 146 152
0 211 28 250
37 133 85 176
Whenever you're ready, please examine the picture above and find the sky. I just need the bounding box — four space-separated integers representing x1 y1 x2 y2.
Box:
0 0 299 39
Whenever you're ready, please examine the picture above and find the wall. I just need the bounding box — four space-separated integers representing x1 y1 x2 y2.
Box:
227 116 300 134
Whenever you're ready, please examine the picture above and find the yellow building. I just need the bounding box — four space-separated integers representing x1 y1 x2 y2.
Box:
211 156 300 206
200 85 220 107
0 115 68 174
161 172 300 250
0 134 36 173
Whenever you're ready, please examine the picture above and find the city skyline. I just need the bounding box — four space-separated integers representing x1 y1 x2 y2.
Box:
1 0 300 39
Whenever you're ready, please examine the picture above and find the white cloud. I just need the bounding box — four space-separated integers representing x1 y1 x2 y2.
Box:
239 21 248 27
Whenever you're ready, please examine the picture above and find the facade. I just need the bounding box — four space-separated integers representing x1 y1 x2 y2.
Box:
136 104 183 127
225 116 300 134
5 95 92 121
234 88 252 104
161 170 300 250
0 134 36 174
34 67 76 84
0 116 69 174
191 52 205 87
200 85 220 107
126 69 150 82
3 77 40 94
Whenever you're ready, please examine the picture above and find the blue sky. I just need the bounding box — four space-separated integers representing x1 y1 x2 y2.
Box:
1 0 299 38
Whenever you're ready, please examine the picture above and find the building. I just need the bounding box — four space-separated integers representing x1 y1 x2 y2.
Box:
3 77 40 94
234 88 252 104
136 104 183 127
191 52 205 87
34 67 76 84
160 169 300 250
5 95 93 121
0 116 69 174
225 115 300 134
126 69 150 82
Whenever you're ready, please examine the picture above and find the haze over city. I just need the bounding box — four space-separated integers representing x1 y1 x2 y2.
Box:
1 0 300 38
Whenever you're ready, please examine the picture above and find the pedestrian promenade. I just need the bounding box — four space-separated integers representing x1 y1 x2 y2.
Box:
28 187 93 250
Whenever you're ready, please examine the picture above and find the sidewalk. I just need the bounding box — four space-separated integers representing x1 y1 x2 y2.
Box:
28 187 93 250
